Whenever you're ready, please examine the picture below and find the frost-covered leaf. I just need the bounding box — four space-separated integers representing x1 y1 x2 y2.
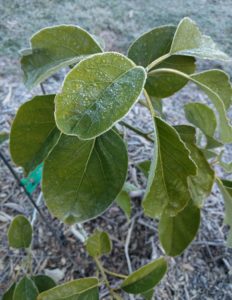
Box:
32 275 56 293
8 215 32 249
170 17 230 61
37 278 99 300
21 25 102 88
2 283 16 300
174 125 215 207
143 117 196 218
10 95 60 174
13 276 38 300
86 229 111 257
128 25 195 98
42 129 128 224
55 52 146 139
159 199 200 256
121 258 167 294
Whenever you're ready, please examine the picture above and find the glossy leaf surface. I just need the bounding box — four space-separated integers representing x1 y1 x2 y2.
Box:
42 130 128 224
86 229 111 257
8 215 32 249
13 276 38 300
55 52 146 139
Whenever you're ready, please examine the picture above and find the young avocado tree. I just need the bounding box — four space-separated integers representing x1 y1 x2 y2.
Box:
4 17 232 299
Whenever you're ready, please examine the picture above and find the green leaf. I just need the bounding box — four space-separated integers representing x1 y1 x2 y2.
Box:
21 25 102 88
219 151 232 173
174 125 215 207
13 276 38 300
159 199 200 256
121 257 167 294
8 215 32 249
217 179 232 247
137 160 151 177
86 229 111 257
32 275 56 293
0 132 9 145
2 283 16 300
116 190 131 220
143 117 196 218
10 95 60 174
142 289 154 300
190 71 232 144
170 17 230 61
55 52 146 139
128 25 195 98
42 129 128 224
37 278 99 300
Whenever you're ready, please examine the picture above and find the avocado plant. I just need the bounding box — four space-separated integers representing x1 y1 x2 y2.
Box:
3 17 232 299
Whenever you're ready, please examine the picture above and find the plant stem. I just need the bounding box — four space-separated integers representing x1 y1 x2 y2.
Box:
146 53 170 71
148 67 190 80
143 89 155 118
103 268 127 279
119 120 153 142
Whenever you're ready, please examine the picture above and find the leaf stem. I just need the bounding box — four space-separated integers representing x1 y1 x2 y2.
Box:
146 53 171 71
103 268 127 279
144 89 155 118
119 120 153 142
148 67 190 80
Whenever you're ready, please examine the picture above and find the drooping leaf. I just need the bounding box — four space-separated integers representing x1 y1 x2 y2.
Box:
13 276 38 300
170 17 230 61
116 190 131 220
21 25 102 88
8 215 32 249
128 25 195 98
2 283 16 300
32 275 56 293
219 151 232 173
143 117 196 218
174 125 215 207
159 199 200 256
55 52 146 139
0 132 9 145
42 129 128 224
37 278 99 300
121 258 167 294
217 179 232 247
86 229 111 257
10 95 60 174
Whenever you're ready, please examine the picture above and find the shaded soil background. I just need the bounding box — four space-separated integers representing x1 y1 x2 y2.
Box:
0 0 232 299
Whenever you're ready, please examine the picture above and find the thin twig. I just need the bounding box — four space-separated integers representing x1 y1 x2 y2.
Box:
125 218 135 274
120 120 154 142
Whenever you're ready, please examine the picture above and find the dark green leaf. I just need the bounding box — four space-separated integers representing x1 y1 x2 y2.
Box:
143 117 196 218
32 275 56 293
142 289 154 300
10 95 60 174
86 229 111 257
8 215 32 249
2 283 16 300
121 258 167 294
13 276 38 300
37 278 99 300
55 52 146 139
116 190 131 220
159 199 200 256
137 160 151 177
21 25 102 88
0 132 9 145
170 17 230 61
42 129 128 224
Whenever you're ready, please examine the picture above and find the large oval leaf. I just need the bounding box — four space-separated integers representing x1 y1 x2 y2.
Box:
128 26 195 98
37 278 99 300
10 95 60 174
13 276 38 300
8 215 32 249
21 25 102 88
159 199 200 256
55 52 146 139
143 117 196 218
42 129 128 224
121 258 167 294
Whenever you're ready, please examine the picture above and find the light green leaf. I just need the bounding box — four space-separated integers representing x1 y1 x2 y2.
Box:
128 25 195 98
174 125 215 207
86 229 111 257
0 132 9 145
121 258 167 294
201 149 218 160
143 117 196 218
13 276 38 300
2 283 16 300
55 52 146 140
42 129 128 224
219 151 232 173
10 95 60 174
21 25 102 88
8 215 32 249
116 190 131 220
190 71 232 144
170 17 230 61
217 179 232 247
32 275 56 293
37 278 99 300
159 199 200 256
